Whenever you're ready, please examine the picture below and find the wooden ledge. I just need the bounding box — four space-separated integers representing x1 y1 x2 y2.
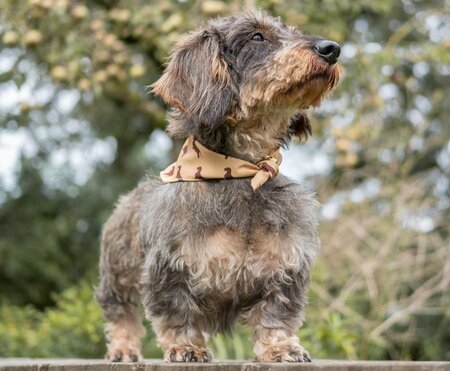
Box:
0 359 449 371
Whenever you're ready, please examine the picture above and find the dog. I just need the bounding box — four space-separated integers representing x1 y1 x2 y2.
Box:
96 9 340 363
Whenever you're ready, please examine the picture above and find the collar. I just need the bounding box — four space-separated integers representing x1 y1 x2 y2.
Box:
160 136 282 191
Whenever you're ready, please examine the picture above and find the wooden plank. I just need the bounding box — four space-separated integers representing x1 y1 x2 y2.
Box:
0 360 449 371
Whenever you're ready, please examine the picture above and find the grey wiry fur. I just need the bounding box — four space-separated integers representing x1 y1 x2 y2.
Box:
96 9 340 363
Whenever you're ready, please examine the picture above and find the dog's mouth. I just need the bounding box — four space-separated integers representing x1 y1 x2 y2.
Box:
284 72 329 93
283 67 340 108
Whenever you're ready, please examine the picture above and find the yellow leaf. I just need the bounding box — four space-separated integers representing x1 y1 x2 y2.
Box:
23 30 44 46
2 31 19 45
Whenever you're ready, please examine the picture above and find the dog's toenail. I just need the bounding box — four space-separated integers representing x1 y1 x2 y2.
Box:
112 351 123 362
130 354 139 363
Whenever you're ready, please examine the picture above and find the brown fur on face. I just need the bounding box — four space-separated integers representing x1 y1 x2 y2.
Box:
240 47 340 114
97 9 340 364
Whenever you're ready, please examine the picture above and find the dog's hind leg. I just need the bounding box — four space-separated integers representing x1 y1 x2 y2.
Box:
95 192 146 363
99 293 145 363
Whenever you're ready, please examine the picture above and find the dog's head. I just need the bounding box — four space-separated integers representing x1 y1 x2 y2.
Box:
151 10 340 149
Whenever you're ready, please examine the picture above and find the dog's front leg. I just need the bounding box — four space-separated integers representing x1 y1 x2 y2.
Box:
141 262 212 363
252 326 311 363
151 316 212 362
246 279 312 363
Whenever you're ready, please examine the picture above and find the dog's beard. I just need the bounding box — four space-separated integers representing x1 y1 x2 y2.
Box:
280 62 340 108
242 54 340 112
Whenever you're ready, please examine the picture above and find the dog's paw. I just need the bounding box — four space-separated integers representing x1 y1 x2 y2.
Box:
165 345 212 362
255 344 311 363
107 347 143 363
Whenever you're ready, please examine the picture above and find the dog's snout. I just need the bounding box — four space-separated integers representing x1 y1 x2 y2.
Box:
314 40 341 65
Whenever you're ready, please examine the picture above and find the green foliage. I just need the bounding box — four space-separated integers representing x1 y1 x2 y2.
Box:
302 311 359 360
209 328 253 360
0 281 165 359
0 282 104 357
40 282 105 357
0 303 43 357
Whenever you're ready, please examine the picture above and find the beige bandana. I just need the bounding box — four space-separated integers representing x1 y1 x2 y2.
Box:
160 136 282 190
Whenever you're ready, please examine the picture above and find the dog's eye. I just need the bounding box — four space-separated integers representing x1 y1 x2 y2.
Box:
251 33 264 42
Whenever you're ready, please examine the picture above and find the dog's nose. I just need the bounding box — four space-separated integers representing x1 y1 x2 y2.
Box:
314 40 341 65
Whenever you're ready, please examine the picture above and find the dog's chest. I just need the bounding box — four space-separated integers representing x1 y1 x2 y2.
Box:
144 177 317 297
177 226 300 296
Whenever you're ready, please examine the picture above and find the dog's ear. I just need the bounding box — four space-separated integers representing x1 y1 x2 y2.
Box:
289 111 312 141
151 28 235 129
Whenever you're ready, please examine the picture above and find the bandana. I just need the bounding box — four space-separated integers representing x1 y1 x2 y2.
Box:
160 136 282 190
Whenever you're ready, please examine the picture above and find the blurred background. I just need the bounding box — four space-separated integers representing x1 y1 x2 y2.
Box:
0 0 449 361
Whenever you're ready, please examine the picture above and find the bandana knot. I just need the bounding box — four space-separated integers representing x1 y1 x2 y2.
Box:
251 155 281 190
160 136 282 190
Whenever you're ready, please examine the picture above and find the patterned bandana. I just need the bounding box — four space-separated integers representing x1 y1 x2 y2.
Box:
160 136 282 190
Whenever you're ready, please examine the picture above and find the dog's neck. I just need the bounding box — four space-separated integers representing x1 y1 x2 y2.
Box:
167 110 294 163
220 116 290 162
